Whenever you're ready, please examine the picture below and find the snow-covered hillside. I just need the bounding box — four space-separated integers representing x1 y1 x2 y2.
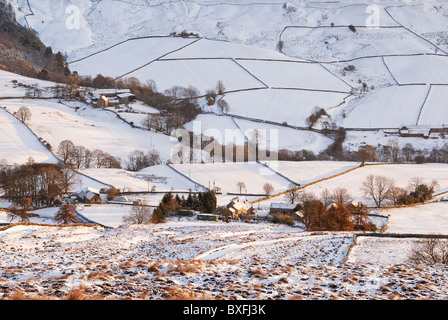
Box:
2 0 448 302
0 98 177 162
5 0 448 131
0 107 59 164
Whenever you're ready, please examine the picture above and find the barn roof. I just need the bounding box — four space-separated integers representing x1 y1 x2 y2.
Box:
270 203 297 210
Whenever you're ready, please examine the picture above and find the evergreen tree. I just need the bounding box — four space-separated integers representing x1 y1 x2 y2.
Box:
162 191 173 205
54 203 78 224
201 190 217 213
151 204 165 224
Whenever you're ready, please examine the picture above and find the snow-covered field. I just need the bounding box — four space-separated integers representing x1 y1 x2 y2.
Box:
417 85 448 126
162 38 303 61
290 163 448 206
281 26 436 62
1 216 448 300
125 58 267 95
385 4 448 53
342 85 429 128
69 37 197 79
235 60 351 92
0 69 56 98
168 162 293 195
0 107 59 164
0 99 176 162
233 117 333 152
265 161 361 185
384 55 448 85
80 165 201 193
384 202 448 235
225 88 348 127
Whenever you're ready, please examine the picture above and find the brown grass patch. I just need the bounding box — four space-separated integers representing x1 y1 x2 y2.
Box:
87 271 114 281
64 286 103 300
168 260 205 275
163 286 214 300
248 268 267 279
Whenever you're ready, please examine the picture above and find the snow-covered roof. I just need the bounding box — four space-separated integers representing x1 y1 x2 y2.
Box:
232 202 245 210
75 187 100 198
117 93 135 99
91 89 131 97
85 191 98 201
270 203 297 210
399 124 447 136
229 199 252 210
92 89 115 95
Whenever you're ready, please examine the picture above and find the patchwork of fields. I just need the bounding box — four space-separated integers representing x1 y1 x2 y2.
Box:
2 0 448 301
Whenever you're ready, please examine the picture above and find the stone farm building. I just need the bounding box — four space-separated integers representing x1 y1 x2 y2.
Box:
399 125 448 139
91 89 135 108
270 203 300 220
227 197 253 219
74 187 103 204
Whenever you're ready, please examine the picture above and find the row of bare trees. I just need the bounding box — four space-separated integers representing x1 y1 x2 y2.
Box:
1 162 79 207
285 174 437 214
278 137 448 165
141 114 184 135
56 141 164 172
125 149 161 172
361 175 439 207
56 140 121 170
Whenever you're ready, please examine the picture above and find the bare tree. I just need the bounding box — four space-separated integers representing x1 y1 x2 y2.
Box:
388 138 401 163
142 114 152 131
182 85 200 99
236 181 247 194
7 198 34 223
216 80 226 95
92 149 119 168
16 106 32 124
408 176 425 192
147 149 162 167
263 182 274 196
331 187 352 206
122 204 152 224
83 149 94 169
354 145 378 163
57 140 76 165
320 188 332 207
284 183 300 204
59 166 81 194
72 145 87 169
25 84 42 98
409 238 448 265
126 150 148 171
361 174 395 207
